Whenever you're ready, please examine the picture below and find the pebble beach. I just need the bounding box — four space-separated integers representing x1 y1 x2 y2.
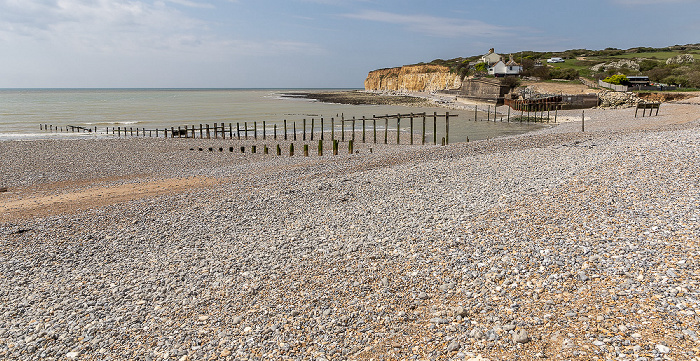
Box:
2 99 700 360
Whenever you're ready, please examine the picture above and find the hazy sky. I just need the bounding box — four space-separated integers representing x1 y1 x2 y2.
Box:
1 0 698 88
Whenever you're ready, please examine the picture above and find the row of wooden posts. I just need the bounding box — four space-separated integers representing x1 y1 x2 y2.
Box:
197 139 366 157
41 112 458 145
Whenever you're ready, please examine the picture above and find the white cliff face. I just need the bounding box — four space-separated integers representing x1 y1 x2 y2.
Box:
364 65 462 92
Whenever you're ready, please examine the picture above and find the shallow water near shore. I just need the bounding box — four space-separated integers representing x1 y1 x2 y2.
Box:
0 89 544 141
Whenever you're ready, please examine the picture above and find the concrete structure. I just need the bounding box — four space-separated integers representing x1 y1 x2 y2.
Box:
460 78 511 104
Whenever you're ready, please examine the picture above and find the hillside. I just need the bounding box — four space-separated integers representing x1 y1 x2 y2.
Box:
365 44 700 92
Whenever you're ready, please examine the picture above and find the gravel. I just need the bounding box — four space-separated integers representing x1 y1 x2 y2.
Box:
1 102 700 360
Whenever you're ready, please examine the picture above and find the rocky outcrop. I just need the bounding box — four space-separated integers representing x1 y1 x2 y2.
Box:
364 65 462 92
590 59 640 72
597 90 641 108
666 54 695 65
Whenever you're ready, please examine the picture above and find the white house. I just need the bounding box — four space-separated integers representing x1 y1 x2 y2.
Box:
481 48 502 66
488 55 522 77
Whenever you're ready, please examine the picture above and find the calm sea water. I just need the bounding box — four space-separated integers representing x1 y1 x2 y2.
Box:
0 89 542 141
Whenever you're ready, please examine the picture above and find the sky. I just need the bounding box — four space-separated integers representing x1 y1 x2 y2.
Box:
1 0 699 88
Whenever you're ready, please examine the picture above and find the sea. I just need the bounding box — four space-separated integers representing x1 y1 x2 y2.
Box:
0 89 543 142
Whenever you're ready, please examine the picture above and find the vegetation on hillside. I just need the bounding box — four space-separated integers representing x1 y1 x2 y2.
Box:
420 44 700 89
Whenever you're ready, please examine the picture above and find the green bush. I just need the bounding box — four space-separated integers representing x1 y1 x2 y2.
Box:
603 74 628 85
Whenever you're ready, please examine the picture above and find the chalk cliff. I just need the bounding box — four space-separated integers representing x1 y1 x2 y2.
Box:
364 65 462 92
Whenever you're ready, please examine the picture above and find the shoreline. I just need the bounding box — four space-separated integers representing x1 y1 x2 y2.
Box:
2 104 700 359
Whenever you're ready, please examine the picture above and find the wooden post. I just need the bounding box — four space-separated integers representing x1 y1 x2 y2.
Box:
410 113 414 145
507 106 511 122
289 143 294 157
311 118 314 141
352 117 356 142
293 122 297 141
244 122 248 139
384 115 389 145
554 106 558 123
303 144 309 157
487 105 490 121
321 118 324 141
396 116 400 144
331 117 335 141
252 145 257 154
474 105 477 121
284 120 287 140
333 139 338 155
169 127 173 138
206 124 210 139
229 123 233 138
131 127 134 137
362 116 366 143
263 121 266 140
254 121 258 140
214 123 218 139
236 123 240 139
373 117 377 144
264 145 269 154
303 118 307 141
581 110 585 132
155 128 158 138
422 114 426 145
178 126 182 138
433 112 437 145
274 124 277 140
318 139 323 156
276 144 282 156
445 112 450 145
198 124 202 138
348 140 353 154
341 115 345 142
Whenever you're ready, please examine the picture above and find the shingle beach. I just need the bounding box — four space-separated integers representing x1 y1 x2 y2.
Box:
2 99 700 360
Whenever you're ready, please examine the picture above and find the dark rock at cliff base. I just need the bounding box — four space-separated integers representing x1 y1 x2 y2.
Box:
283 91 431 106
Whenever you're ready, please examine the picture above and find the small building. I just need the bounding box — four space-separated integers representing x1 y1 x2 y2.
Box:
626 76 650 86
481 48 502 66
488 55 522 77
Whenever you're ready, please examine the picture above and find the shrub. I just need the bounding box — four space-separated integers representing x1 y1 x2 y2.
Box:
603 74 628 85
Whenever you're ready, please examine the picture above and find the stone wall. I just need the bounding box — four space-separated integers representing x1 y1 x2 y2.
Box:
597 90 641 108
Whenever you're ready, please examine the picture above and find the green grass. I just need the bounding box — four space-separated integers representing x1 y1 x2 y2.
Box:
608 51 700 60
547 59 593 77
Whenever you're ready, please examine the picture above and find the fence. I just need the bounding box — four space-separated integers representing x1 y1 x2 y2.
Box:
598 80 629 92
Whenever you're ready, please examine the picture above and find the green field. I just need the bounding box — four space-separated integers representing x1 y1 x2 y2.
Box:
608 51 700 60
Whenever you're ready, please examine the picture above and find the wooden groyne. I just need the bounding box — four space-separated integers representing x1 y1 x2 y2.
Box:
39 112 459 145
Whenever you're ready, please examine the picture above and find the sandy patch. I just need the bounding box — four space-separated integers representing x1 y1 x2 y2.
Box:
0 176 221 221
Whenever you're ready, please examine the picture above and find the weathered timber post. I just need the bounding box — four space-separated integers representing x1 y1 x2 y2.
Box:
318 139 323 156
373 116 377 144
169 127 173 138
348 139 353 154
384 115 389 144
206 124 210 139
445 112 450 145
311 118 314 141
244 122 248 139
396 115 401 144
507 106 511 122
293 122 297 141
341 115 345 142
474 105 477 121
487 105 490 122
331 117 335 141
289 143 294 156
433 112 438 145
252 145 257 154
229 123 233 138
333 139 339 155
274 124 277 140
236 123 240 139
320 118 324 140
276 144 282 156
362 116 366 143
264 145 269 154
303 118 306 141
284 120 287 140
214 123 218 139
263 121 266 140
422 114 426 145
352 117 356 142
303 144 309 157
582 110 585 132
254 121 258 140
410 113 414 145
